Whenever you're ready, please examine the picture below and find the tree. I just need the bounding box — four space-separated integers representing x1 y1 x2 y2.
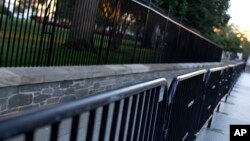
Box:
152 0 231 35
210 25 242 53
95 0 138 50
240 36 250 60
109 0 138 50
234 28 250 60
66 0 99 50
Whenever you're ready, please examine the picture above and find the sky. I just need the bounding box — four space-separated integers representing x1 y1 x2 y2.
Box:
228 0 250 40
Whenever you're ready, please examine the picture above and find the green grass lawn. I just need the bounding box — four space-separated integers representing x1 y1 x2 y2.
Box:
0 15 163 67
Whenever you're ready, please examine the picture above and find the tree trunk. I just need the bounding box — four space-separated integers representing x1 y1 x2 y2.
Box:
67 0 99 50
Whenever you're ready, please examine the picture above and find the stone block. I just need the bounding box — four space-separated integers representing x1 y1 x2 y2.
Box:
53 90 64 96
0 98 7 111
42 88 54 94
19 83 50 92
93 83 100 89
65 88 75 95
0 86 18 98
8 94 33 108
50 82 60 88
60 81 73 88
34 94 51 103
46 97 60 104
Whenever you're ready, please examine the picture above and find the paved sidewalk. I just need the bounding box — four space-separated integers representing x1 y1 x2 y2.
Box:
196 72 250 141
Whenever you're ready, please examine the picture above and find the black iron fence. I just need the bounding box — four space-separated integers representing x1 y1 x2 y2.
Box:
0 0 222 67
0 63 245 141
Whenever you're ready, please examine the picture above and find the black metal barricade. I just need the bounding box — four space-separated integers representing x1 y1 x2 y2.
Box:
217 66 230 103
166 70 207 141
198 67 223 130
204 63 245 129
228 65 235 91
0 78 168 141
234 63 246 80
225 63 246 100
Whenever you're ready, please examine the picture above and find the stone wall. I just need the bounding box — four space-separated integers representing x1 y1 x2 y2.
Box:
0 63 223 119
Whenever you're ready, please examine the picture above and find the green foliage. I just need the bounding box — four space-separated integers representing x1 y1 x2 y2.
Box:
153 0 230 35
238 34 250 60
210 25 242 53
152 0 244 53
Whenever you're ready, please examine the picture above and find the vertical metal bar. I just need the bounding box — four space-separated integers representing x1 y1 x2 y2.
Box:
104 0 119 64
0 0 11 66
53 3 65 66
118 97 130 140
40 0 52 66
48 0 59 66
97 18 109 64
47 0 60 66
55 1 71 66
77 0 93 65
10 0 21 66
172 26 181 63
28 1 40 66
150 87 161 141
50 122 60 141
37 0 49 65
5 0 16 66
67 0 83 65
225 96 229 102
139 90 152 141
138 5 150 63
0 0 6 31
52 27 61 66
86 109 96 141
131 28 139 63
207 118 212 128
32 2 43 66
109 100 121 141
132 92 146 141
70 115 80 141
23 0 37 66
145 88 156 141
99 105 109 141
20 0 32 66
14 0 27 66
25 131 34 141
143 89 155 141
126 95 139 140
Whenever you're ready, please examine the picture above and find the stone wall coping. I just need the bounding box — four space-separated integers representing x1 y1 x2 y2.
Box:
0 63 222 87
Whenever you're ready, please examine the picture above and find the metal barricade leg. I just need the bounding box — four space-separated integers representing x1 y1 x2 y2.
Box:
216 104 221 112
207 118 213 128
